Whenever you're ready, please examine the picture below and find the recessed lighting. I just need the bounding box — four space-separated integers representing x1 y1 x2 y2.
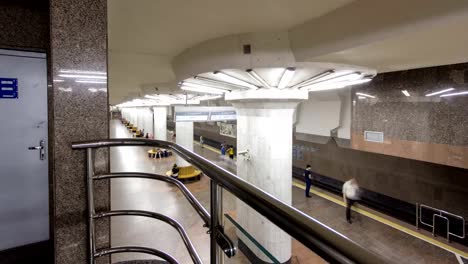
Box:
402 90 410 97
440 91 468 97
425 88 455 97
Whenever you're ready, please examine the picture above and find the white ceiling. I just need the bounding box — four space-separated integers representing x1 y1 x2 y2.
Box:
108 0 468 104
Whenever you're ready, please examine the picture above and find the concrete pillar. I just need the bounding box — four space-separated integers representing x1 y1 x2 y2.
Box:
175 122 193 167
153 106 167 140
233 101 299 263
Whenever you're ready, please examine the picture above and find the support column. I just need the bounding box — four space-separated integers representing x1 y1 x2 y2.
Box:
175 121 193 167
153 106 167 141
233 101 298 264
50 0 110 263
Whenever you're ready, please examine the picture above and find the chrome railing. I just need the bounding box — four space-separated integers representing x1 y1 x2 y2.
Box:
416 203 465 242
72 138 387 264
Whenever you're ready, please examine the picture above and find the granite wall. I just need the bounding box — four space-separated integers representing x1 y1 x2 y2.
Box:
50 0 110 263
352 63 468 169
0 0 49 51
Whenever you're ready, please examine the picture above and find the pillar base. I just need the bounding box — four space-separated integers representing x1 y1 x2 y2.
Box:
238 239 292 264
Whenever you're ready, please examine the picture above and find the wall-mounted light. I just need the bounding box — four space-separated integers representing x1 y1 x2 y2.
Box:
293 70 334 89
277 67 296 89
440 91 468 97
425 88 455 97
213 71 258 90
246 69 272 89
401 90 410 97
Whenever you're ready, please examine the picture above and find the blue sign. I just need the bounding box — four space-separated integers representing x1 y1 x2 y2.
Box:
0 78 18 99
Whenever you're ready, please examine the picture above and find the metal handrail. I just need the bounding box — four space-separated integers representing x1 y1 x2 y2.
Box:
94 246 177 264
417 203 465 242
73 138 387 264
94 172 210 226
94 209 203 264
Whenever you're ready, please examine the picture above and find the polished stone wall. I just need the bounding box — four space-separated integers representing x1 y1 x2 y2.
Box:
0 0 49 51
50 0 110 263
352 63 468 168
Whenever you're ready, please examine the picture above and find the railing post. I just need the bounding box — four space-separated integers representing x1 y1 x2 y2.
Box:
210 180 224 264
87 148 96 264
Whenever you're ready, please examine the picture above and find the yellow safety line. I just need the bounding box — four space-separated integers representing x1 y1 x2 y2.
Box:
195 139 468 257
293 181 468 258
195 141 222 154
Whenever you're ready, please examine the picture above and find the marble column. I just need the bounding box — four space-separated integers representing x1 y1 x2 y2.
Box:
153 106 167 140
233 101 299 263
175 121 194 167
50 0 110 263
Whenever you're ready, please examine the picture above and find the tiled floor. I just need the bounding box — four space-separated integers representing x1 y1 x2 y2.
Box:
110 120 463 264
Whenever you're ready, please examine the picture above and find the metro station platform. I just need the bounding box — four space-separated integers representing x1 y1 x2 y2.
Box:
110 120 467 264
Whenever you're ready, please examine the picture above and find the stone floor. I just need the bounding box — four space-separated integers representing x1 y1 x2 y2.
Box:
110 120 463 264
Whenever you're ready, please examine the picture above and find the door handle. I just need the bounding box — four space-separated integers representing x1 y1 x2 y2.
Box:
28 140 46 160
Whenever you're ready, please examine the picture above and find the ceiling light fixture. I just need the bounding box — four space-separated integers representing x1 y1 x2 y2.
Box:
213 71 258 90
180 83 225 95
182 82 229 94
293 70 334 89
309 72 362 86
246 69 273 89
425 88 455 97
76 80 107 84
305 78 371 92
440 91 468 97
277 67 296 89
402 90 410 97
356 92 376 98
58 74 107 79
193 76 244 90
198 95 223 101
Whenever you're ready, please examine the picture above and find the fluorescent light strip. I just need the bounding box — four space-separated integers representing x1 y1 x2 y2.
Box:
181 85 225 95
182 82 229 94
425 88 455 97
53 79 65 82
213 71 258 90
306 78 372 92
76 80 107 84
59 70 106 75
293 70 334 89
440 91 468 97
199 95 223 101
356 92 376 98
402 90 410 97
307 72 362 87
194 76 246 90
246 69 273 89
58 74 107 79
277 67 296 89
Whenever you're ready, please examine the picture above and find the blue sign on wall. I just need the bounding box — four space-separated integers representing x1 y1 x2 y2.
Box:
0 78 18 99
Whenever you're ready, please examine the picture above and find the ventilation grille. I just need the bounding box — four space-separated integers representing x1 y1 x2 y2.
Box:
364 131 384 143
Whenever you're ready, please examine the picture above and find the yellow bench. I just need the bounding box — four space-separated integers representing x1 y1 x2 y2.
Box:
131 127 138 133
166 165 202 182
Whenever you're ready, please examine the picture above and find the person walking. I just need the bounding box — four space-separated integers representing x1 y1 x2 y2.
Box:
200 135 204 148
228 145 235 160
221 143 226 156
342 178 360 224
304 165 312 198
